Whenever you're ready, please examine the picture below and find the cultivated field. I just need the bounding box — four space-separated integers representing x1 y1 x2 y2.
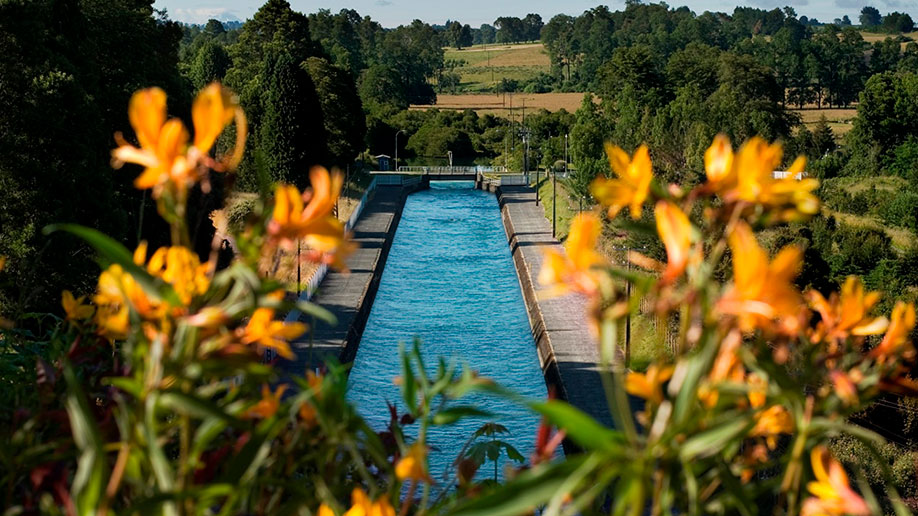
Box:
789 107 857 137
412 92 587 115
443 42 551 92
859 30 918 49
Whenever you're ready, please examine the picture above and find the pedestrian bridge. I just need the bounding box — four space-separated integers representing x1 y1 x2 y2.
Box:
370 166 530 186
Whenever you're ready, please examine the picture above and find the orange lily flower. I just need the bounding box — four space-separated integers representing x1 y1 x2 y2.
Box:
801 446 870 516
699 331 745 408
246 384 288 419
830 370 861 406
395 443 434 483
705 134 735 186
318 505 335 516
591 143 653 219
112 83 245 197
538 213 606 297
625 364 674 405
61 290 94 321
654 201 695 283
718 222 804 335
749 404 794 449
240 303 307 360
704 136 819 222
145 246 212 306
342 488 395 516
870 301 916 362
268 168 355 268
94 262 158 339
808 277 888 352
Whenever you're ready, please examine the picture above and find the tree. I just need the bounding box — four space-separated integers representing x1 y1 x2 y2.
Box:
477 24 496 44
494 16 525 43
304 57 366 167
860 6 881 27
190 41 230 89
203 18 225 37
522 13 544 41
458 24 473 49
258 53 327 187
0 0 186 316
377 20 443 105
446 21 463 48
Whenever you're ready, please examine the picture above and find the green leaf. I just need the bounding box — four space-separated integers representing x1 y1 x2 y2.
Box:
432 406 492 425
63 361 108 515
400 343 417 415
159 391 238 426
451 459 587 516
293 301 336 325
44 224 181 306
529 400 625 454
678 418 750 461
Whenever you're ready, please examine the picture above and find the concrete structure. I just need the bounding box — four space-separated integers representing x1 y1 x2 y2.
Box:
281 179 427 375
480 180 615 433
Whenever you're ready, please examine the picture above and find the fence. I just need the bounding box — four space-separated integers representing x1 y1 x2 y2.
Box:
396 165 508 174
284 176 379 330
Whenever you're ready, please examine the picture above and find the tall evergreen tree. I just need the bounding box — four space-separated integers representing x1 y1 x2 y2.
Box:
258 53 327 187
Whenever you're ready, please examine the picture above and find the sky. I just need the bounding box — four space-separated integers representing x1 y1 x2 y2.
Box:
156 0 918 27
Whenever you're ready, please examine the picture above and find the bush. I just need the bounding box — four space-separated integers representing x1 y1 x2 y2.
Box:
880 191 918 230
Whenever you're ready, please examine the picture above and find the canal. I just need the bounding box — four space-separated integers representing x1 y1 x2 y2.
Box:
347 181 548 482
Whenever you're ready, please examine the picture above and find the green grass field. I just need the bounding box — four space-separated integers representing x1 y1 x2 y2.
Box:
443 43 551 92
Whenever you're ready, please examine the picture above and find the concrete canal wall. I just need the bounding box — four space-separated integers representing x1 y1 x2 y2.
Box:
480 180 614 434
282 177 428 374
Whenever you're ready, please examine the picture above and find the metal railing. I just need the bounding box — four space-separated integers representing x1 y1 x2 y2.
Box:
395 165 508 174
285 177 379 326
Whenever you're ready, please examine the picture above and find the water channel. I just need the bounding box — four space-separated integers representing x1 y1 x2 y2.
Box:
347 181 548 482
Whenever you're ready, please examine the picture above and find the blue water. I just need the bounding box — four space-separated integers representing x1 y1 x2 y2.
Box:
347 181 548 483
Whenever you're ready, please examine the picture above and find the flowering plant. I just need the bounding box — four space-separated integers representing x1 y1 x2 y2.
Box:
2 85 916 516
520 136 915 515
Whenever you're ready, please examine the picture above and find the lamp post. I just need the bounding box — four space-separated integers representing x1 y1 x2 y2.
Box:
552 150 557 238
394 130 406 171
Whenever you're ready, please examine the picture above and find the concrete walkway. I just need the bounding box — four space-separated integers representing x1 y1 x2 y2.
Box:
497 186 614 429
282 185 406 375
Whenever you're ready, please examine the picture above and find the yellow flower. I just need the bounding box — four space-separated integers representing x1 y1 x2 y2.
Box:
94 263 154 339
625 364 673 405
112 83 244 197
396 443 433 483
538 213 605 297
801 446 870 516
704 136 819 222
750 404 794 449
698 331 745 408
747 373 767 409
591 143 653 219
654 201 695 283
718 222 803 335
245 384 288 419
240 293 307 360
343 489 395 516
317 505 335 516
808 276 888 349
870 301 916 363
705 134 735 186
830 370 861 406
191 83 246 170
61 290 94 321
268 168 356 268
145 246 211 305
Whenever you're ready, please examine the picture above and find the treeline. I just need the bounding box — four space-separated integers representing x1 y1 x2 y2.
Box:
540 3 918 108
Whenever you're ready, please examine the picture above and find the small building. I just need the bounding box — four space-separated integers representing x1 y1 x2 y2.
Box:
375 154 392 171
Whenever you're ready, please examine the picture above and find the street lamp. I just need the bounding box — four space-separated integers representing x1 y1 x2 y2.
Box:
394 130 406 171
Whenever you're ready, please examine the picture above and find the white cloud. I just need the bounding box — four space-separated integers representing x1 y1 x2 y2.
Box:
169 7 242 24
